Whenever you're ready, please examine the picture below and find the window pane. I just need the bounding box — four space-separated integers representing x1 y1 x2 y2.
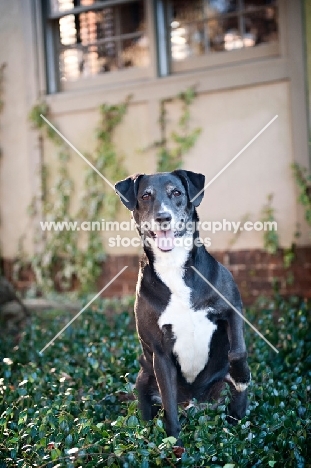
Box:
171 22 205 60
206 0 238 18
51 0 74 14
59 48 82 80
244 7 278 45
58 8 118 47
169 0 278 62
59 14 77 45
208 16 240 52
244 0 277 8
122 36 149 68
51 0 106 14
80 8 116 43
57 1 148 81
120 1 145 35
171 0 204 23
80 0 98 6
97 42 119 72
59 42 120 81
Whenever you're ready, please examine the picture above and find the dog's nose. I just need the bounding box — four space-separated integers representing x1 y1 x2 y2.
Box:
155 212 172 224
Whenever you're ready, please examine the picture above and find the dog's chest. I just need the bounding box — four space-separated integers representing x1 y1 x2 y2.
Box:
154 250 217 384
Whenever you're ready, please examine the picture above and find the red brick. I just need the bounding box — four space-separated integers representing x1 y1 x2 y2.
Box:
2 246 311 306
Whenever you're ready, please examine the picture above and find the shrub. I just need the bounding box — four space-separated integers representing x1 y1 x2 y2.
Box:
0 295 310 467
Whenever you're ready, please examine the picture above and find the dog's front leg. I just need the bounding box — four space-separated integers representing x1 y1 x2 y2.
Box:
224 311 251 423
153 351 181 442
226 310 251 388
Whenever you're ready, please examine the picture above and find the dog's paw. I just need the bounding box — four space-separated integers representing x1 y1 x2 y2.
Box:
226 414 240 425
225 373 250 392
226 359 251 392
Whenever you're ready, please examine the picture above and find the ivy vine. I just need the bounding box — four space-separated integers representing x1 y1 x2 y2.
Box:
260 193 280 255
16 98 129 295
292 162 311 227
260 185 299 273
15 88 201 296
154 86 201 172
283 161 311 271
13 89 311 295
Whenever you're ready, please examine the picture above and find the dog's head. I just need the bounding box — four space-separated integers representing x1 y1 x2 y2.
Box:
115 170 205 253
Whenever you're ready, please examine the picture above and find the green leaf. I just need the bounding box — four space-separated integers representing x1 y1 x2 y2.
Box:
127 415 139 427
51 448 62 460
162 436 177 446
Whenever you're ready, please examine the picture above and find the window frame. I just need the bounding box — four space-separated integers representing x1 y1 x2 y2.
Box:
43 0 157 93
42 0 283 94
163 0 280 75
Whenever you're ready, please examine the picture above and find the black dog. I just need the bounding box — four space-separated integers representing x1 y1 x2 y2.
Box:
115 170 251 444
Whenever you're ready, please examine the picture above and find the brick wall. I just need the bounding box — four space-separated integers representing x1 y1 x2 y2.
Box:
98 247 311 305
212 247 311 304
3 247 311 305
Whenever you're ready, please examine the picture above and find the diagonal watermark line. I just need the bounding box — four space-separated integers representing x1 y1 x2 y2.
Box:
40 114 129 203
191 114 279 203
39 266 128 354
191 266 279 354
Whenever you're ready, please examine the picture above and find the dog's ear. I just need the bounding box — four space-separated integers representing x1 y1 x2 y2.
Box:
115 174 144 210
173 170 205 207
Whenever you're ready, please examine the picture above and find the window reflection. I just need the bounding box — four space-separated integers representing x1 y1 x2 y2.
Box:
170 0 278 61
54 1 149 81
51 0 99 13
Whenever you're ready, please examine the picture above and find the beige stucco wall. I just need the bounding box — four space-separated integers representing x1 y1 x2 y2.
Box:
43 79 308 256
184 81 296 251
0 0 309 259
305 0 311 135
0 1 36 259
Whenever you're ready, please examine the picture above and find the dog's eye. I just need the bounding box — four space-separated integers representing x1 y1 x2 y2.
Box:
172 189 181 197
142 193 151 201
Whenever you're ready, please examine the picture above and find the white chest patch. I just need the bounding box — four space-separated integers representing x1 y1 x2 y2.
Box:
154 246 217 384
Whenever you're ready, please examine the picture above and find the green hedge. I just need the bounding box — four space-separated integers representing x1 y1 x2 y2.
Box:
0 295 310 467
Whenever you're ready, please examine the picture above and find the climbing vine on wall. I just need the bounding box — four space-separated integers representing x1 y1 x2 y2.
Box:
282 161 311 271
154 86 202 172
17 87 201 296
74 99 130 289
292 162 311 227
260 188 298 273
260 193 280 255
19 98 129 294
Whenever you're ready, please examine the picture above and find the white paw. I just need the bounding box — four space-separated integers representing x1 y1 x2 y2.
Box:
225 373 250 392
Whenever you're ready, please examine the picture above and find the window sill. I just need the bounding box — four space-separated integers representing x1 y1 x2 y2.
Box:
171 42 279 74
45 52 289 116
60 66 153 93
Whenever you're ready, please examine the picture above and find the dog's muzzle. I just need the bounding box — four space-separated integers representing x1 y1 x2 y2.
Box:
153 229 175 251
141 217 190 252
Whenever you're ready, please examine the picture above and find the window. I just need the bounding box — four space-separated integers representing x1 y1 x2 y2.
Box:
43 0 279 92
45 0 150 91
167 0 279 72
